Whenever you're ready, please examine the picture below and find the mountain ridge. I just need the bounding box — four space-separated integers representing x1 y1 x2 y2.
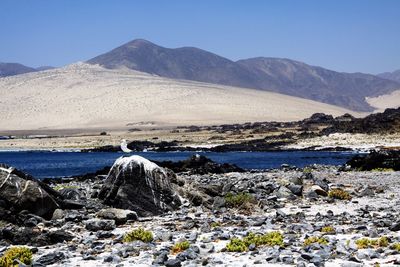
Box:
0 62 55 77
87 39 400 112
378 69 400 83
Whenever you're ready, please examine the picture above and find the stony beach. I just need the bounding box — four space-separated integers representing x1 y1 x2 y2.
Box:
1 152 400 267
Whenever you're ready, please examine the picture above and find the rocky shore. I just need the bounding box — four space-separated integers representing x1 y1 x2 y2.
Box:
1 154 400 266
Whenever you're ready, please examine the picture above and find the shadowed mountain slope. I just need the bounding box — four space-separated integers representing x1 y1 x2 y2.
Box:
0 62 37 77
378 70 400 83
88 39 400 112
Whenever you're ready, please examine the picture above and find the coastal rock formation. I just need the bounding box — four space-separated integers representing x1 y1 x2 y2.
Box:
0 164 59 220
346 150 400 171
98 156 182 216
323 107 400 134
155 154 244 174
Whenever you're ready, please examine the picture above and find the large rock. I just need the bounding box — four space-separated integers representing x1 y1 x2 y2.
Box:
346 150 400 171
154 154 244 174
98 156 182 216
0 164 59 220
97 208 138 224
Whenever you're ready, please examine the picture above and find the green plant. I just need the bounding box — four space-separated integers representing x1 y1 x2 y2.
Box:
224 192 255 209
53 184 79 191
123 228 153 243
328 188 352 200
171 241 190 254
0 246 33 267
355 237 388 249
243 231 284 247
226 238 247 252
303 236 329 246
321 226 335 234
226 231 284 252
211 221 221 228
371 168 394 172
303 167 313 173
391 243 400 251
0 221 8 228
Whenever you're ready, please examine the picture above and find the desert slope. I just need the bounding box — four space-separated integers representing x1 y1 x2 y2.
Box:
0 63 361 131
366 90 400 111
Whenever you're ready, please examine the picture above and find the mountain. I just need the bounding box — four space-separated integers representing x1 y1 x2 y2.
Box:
88 39 258 89
378 70 400 83
87 39 400 112
237 57 400 112
0 63 358 132
0 62 55 77
0 62 37 77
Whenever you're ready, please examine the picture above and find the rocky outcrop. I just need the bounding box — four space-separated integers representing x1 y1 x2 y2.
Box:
0 164 59 220
346 150 400 171
98 156 182 216
155 154 244 174
323 107 400 134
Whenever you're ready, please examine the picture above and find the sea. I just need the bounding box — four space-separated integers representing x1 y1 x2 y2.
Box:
0 150 361 179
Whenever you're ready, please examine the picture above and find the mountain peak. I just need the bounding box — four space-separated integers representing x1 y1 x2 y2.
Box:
87 40 400 112
126 38 156 46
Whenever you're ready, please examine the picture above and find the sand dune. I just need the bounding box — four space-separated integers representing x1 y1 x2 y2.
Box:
0 63 361 131
366 90 400 112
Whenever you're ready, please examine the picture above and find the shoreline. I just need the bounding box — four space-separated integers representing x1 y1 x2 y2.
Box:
2 160 400 266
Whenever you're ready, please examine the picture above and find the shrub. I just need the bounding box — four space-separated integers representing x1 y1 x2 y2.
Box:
303 236 329 247
328 188 352 200
123 228 153 243
226 238 247 252
224 192 255 209
53 184 79 191
391 243 400 251
303 167 313 174
355 237 389 249
243 231 284 247
211 221 221 228
0 246 33 267
226 231 284 252
171 241 190 254
321 226 335 234
371 168 394 172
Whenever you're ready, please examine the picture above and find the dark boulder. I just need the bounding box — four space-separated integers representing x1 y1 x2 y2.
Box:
59 188 82 201
302 113 335 124
1 225 73 246
346 150 400 171
323 107 400 134
0 164 59 220
155 154 244 174
35 252 65 266
98 155 182 216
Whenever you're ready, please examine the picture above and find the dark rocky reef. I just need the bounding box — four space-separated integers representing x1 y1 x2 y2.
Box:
154 154 244 174
346 150 400 171
323 107 400 134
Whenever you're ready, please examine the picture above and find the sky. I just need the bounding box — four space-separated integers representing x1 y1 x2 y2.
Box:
0 0 399 74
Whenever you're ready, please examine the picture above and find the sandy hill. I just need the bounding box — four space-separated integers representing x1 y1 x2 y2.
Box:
0 63 361 132
88 39 400 112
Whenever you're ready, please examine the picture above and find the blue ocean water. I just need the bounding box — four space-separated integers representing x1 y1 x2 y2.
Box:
0 151 358 179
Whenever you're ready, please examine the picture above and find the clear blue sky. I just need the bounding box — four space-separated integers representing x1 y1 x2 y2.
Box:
1 0 399 74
